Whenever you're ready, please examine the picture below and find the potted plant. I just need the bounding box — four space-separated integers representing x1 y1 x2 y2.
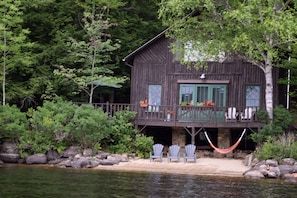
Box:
167 110 174 121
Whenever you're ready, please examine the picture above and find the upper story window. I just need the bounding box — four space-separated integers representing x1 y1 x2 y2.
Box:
184 41 225 62
246 85 260 107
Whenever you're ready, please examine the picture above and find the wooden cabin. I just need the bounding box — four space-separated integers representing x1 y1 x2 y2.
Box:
123 30 287 155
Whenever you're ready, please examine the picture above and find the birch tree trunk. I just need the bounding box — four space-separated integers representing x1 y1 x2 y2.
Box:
264 59 274 120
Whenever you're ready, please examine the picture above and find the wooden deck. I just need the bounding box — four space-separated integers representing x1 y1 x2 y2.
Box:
75 102 265 129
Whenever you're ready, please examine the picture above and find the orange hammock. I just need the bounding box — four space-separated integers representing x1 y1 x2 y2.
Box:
204 129 246 154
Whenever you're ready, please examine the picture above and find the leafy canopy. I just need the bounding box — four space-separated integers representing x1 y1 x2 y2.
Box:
159 0 297 69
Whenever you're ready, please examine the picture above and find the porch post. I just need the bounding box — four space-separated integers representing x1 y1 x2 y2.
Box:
191 126 195 145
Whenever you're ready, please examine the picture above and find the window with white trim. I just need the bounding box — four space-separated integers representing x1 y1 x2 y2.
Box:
148 84 162 106
246 85 260 107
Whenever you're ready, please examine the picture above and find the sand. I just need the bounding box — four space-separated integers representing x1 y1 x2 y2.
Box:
94 157 250 177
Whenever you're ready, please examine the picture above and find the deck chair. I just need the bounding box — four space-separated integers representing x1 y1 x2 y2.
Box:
225 107 238 122
150 144 164 162
240 107 254 121
167 145 181 163
184 144 197 163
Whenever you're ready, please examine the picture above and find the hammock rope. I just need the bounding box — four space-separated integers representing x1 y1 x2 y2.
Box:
204 128 246 154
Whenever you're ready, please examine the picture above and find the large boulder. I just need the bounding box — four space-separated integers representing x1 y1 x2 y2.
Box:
56 159 72 168
243 169 265 179
279 165 294 177
46 150 59 161
0 141 21 163
280 158 296 166
26 154 47 164
61 146 80 158
71 157 91 168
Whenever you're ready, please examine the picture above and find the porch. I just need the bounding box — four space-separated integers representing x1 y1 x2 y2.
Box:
77 102 264 129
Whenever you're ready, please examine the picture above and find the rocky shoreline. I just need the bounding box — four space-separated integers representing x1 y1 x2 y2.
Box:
1 141 297 182
243 158 297 182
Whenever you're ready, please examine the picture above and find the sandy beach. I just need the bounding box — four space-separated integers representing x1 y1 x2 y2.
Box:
94 157 250 177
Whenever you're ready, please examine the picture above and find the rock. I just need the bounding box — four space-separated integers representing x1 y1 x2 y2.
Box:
74 154 82 159
46 150 59 161
56 159 72 168
265 159 278 167
98 159 118 166
61 146 80 158
243 169 265 179
71 157 90 168
0 141 19 153
243 154 253 166
95 151 109 160
0 141 21 163
89 160 100 168
267 166 281 178
48 158 64 165
18 158 26 164
283 173 297 182
83 149 93 157
0 153 21 163
280 158 296 166
279 165 294 177
109 154 128 162
0 160 4 165
26 154 47 164
257 164 269 177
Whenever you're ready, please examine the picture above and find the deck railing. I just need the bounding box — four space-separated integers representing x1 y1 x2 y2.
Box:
74 102 261 124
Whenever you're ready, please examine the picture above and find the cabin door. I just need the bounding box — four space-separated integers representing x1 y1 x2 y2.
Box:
179 84 226 122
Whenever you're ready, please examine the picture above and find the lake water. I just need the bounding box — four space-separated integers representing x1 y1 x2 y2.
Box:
0 164 296 198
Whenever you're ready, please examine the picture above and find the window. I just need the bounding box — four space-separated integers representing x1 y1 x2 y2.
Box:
184 41 225 62
181 85 193 104
148 84 162 106
246 85 260 107
180 84 226 106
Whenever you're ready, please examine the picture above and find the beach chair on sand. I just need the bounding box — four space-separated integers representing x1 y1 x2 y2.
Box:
150 144 164 162
167 145 181 163
184 144 197 163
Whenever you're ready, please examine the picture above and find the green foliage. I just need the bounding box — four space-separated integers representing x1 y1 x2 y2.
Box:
255 133 297 161
133 134 154 158
66 104 110 149
18 100 76 156
14 100 152 158
159 0 297 119
0 0 35 105
0 105 29 141
106 110 137 153
253 106 297 161
54 1 128 103
251 105 293 144
256 109 270 124
30 100 76 135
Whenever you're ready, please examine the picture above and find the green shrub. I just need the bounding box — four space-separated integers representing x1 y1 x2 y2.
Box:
251 105 292 144
105 110 137 153
255 133 297 161
133 134 154 158
18 101 76 156
0 105 29 142
66 104 110 149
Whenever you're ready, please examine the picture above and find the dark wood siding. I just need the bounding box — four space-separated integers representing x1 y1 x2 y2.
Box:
130 35 284 114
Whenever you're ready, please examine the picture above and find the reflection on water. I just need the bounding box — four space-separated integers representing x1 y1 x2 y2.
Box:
0 164 296 198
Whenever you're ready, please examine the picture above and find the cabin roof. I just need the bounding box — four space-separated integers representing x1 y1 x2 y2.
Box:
122 28 168 64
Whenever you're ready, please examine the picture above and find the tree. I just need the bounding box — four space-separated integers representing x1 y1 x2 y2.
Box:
0 0 34 106
159 0 297 119
54 0 127 103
